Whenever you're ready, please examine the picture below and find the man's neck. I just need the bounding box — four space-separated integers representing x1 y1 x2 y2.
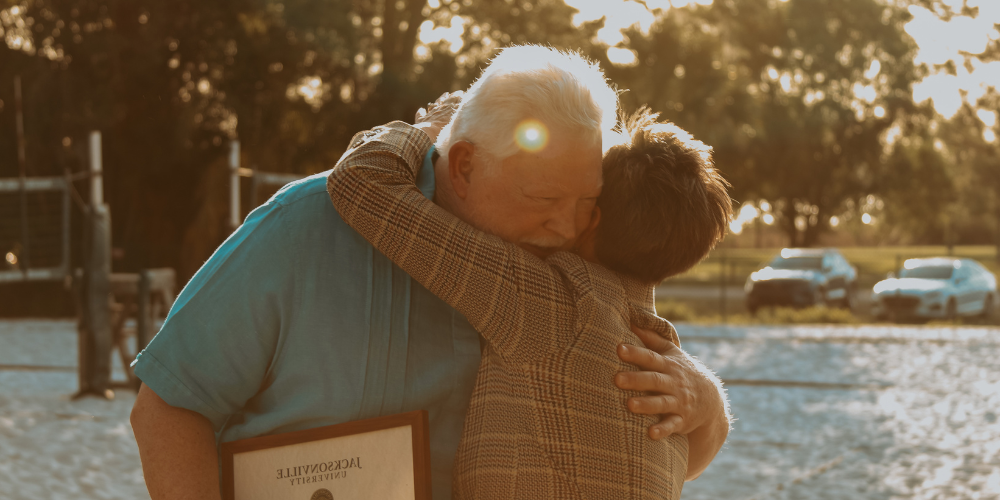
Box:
432 156 461 216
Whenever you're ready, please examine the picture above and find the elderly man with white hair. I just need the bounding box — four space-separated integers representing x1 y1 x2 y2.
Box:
130 45 730 500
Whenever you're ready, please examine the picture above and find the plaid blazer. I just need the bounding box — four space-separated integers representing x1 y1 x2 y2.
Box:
329 122 688 500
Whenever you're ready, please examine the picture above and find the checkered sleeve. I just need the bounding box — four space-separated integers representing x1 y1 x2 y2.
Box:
328 122 577 363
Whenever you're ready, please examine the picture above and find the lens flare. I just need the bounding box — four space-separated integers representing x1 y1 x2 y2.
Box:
514 120 549 153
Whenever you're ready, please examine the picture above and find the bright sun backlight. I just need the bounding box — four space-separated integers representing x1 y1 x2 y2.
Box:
906 1 1000 118
515 120 549 153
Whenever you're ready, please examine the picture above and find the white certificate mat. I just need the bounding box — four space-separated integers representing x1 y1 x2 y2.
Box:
221 410 431 500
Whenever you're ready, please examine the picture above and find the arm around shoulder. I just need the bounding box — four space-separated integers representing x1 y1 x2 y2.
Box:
131 384 223 500
615 327 732 481
678 355 730 481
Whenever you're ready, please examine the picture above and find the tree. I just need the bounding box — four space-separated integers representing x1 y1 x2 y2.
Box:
604 0 923 246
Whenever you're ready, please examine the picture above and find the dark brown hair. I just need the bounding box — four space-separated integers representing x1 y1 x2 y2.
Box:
596 108 733 284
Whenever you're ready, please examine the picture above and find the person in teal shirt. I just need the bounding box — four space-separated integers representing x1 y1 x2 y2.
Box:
133 146 481 498
130 46 730 500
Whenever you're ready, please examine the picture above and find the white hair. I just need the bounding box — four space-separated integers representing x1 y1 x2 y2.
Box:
435 45 619 172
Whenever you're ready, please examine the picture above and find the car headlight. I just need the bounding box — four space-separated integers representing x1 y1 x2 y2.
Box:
925 291 942 301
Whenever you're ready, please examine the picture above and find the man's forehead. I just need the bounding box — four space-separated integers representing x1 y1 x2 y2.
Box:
513 160 603 194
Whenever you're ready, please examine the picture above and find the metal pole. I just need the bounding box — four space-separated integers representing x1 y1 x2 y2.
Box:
136 270 152 366
229 140 241 231
720 250 728 323
86 203 113 394
62 168 71 282
76 130 113 398
250 163 259 211
89 131 103 205
15 75 31 273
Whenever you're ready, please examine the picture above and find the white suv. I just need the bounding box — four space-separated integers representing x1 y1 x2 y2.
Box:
871 258 997 320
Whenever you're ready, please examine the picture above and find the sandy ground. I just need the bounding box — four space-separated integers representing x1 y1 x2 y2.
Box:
680 324 1000 500
1 320 999 499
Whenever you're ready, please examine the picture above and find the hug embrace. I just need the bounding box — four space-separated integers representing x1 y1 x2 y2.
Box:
130 45 733 500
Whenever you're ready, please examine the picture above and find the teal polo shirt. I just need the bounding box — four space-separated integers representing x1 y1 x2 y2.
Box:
132 149 481 499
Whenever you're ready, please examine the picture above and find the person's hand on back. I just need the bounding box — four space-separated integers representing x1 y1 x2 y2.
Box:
414 91 464 142
616 324 731 480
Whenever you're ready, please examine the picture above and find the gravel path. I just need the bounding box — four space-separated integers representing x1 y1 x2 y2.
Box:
1 320 998 499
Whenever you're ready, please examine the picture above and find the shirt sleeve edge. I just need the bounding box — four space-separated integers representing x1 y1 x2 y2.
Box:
133 351 230 429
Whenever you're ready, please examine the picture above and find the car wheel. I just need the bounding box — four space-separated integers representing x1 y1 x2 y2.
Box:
946 298 958 321
815 286 828 308
983 294 995 319
841 284 857 311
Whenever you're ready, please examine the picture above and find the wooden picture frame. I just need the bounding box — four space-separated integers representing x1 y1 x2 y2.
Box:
221 410 431 500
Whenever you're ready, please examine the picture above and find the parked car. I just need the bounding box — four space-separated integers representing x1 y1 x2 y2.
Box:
871 257 997 320
744 248 858 314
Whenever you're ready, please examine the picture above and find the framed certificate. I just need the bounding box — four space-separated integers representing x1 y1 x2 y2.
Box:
221 410 431 500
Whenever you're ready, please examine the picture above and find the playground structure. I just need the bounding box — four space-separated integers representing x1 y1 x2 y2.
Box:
227 139 306 231
1 124 176 398
3 69 305 397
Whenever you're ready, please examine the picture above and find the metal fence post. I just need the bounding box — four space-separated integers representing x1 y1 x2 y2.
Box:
720 251 728 323
135 269 153 390
86 203 113 394
89 131 103 206
229 140 241 231
77 130 113 398
15 75 31 274
136 270 152 350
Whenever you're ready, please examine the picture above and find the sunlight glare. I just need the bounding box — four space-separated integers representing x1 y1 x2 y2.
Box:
762 213 775 225
515 120 549 153
563 0 658 45
417 16 466 55
906 6 994 65
905 3 1000 117
738 203 759 221
830 216 840 227
607 47 639 67
985 129 997 144
977 109 997 127
874 106 886 118
862 213 873 225
912 74 962 119
728 203 760 234
865 60 881 79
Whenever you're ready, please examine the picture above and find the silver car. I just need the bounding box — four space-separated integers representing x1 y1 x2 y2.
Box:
871 257 997 320
745 248 858 314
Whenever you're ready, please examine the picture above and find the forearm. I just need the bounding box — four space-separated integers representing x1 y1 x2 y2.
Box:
328 123 574 357
683 357 730 481
131 384 222 500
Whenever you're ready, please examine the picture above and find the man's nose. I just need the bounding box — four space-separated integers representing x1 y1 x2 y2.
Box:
546 205 578 241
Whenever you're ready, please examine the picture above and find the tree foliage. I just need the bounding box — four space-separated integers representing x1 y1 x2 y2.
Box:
0 0 997 292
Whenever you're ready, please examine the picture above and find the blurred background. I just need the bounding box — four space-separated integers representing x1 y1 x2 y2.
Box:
0 0 998 318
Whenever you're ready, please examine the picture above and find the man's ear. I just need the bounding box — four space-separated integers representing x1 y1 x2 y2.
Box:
447 141 476 200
